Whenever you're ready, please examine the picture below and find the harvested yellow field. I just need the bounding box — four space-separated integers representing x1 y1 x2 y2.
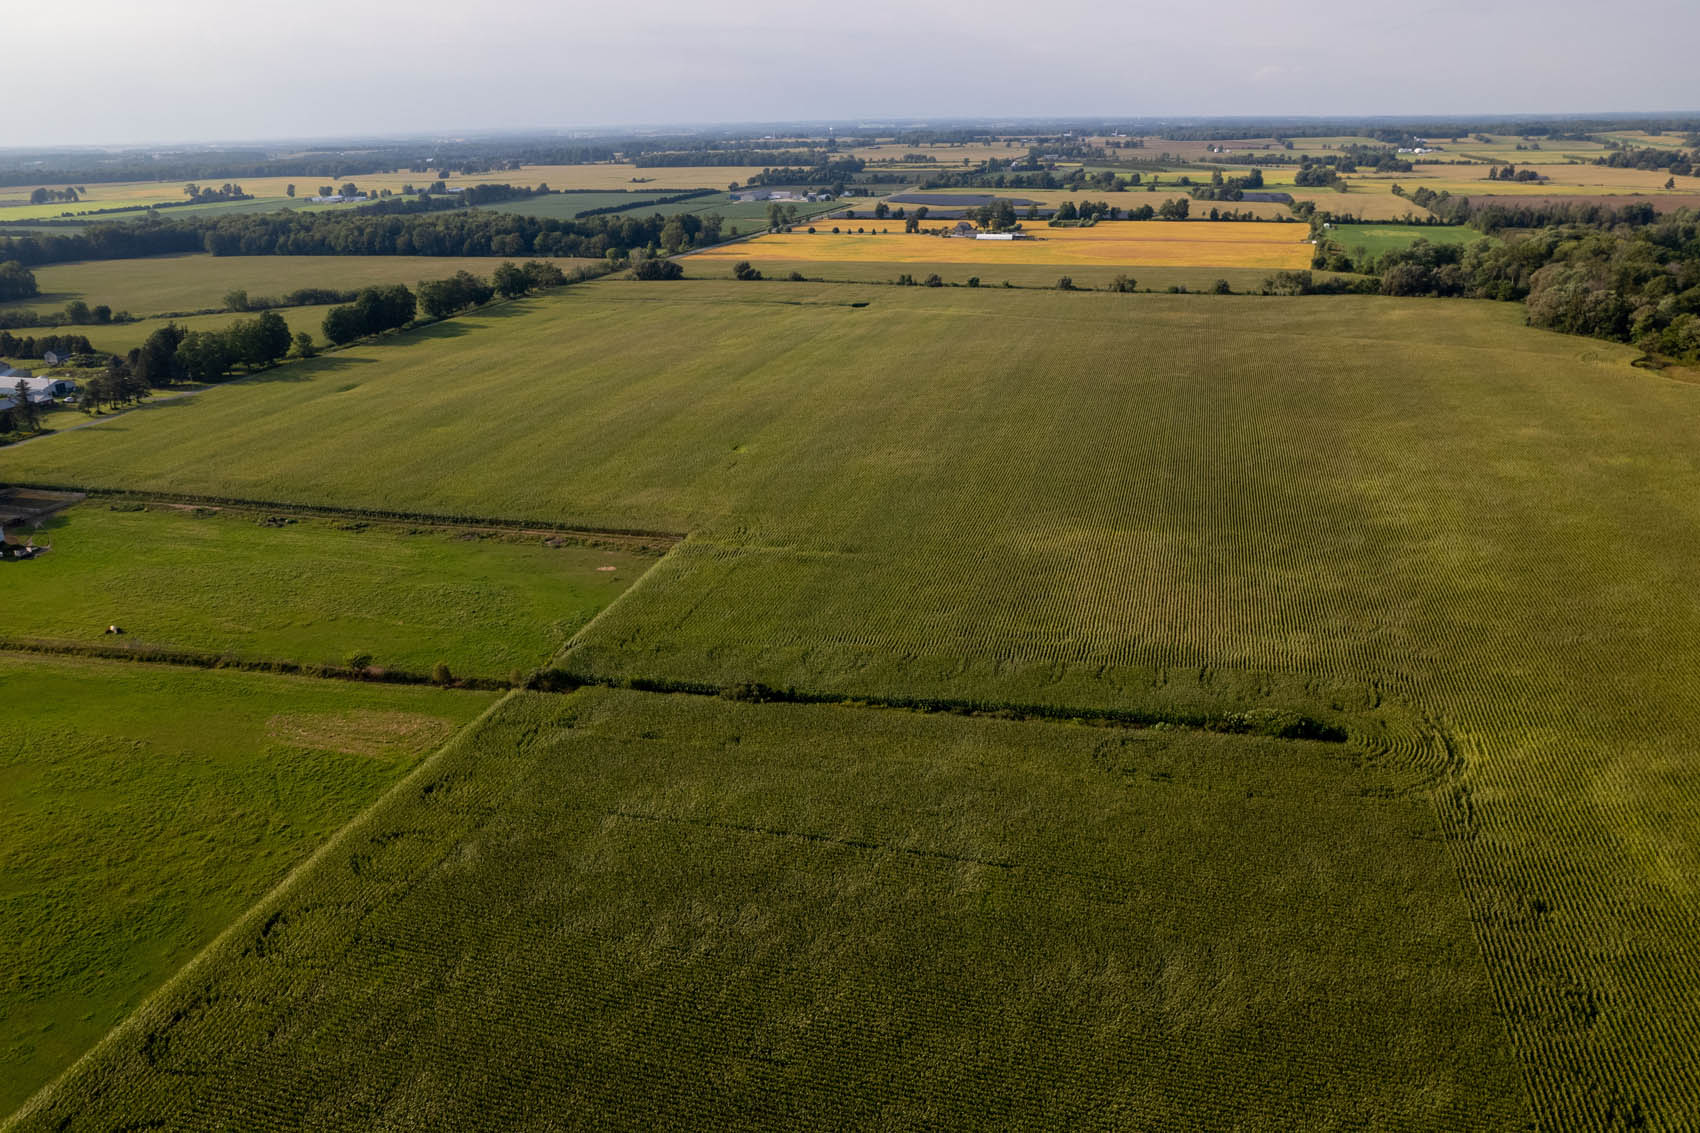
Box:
689 221 1314 269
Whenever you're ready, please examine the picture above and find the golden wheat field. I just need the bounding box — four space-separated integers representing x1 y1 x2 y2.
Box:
689 220 1315 269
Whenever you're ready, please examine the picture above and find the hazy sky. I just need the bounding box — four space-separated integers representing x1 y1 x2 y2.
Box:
8 0 1698 147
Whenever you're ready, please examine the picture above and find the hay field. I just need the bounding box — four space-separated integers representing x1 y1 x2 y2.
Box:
0 654 494 1114
3 255 599 320
8 687 1528 1131
9 281 1700 1127
689 221 1313 269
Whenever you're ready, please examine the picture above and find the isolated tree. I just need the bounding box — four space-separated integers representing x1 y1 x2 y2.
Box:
286 183 296 197
291 331 317 358
1110 274 1137 293
11 379 38 432
874 201 890 219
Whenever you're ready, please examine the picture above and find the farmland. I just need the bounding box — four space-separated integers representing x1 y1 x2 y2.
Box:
1 254 598 321
6 275 1700 1126
4 687 1529 1131
689 222 1316 269
1 502 658 679
0 653 495 1113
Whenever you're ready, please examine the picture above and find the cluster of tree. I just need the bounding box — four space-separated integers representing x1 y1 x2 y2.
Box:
28 187 80 204
742 157 866 187
1294 165 1346 189
225 286 356 313
182 183 252 203
1191 167 1266 201
1486 164 1545 182
0 260 37 300
1595 146 1695 176
633 259 683 280
322 285 416 345
732 260 763 281
78 356 152 414
174 311 296 380
0 330 93 358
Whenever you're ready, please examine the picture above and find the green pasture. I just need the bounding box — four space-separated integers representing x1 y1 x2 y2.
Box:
1 254 600 322
7 687 1528 1131
478 191 678 219
1 503 656 679
1324 223 1487 261
0 654 494 1115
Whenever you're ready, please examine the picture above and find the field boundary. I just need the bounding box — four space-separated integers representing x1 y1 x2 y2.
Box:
8 486 685 547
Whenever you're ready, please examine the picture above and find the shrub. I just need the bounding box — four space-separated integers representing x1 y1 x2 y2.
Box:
633 259 683 281
432 661 453 686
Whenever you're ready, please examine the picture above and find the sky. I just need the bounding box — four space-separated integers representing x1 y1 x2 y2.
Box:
7 0 1698 147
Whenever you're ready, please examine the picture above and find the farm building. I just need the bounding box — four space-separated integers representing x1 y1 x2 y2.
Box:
10 376 74 403
950 220 977 237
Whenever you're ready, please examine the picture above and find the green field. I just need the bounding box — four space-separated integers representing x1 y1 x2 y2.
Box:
8 276 1700 1128
4 687 1529 1131
479 191 681 219
1 254 600 321
0 654 495 1114
2 503 658 679
1324 223 1489 261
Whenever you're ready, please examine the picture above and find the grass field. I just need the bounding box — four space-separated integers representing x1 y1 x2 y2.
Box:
5 686 1529 1130
689 222 1314 269
686 260 1319 291
8 278 1700 1127
1324 223 1487 260
0 255 600 321
1 503 657 678
0 654 495 1114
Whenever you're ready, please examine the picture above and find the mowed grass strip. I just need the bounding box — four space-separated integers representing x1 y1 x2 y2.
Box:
3 503 654 679
7 688 1530 1131
689 221 1316 269
0 655 495 1116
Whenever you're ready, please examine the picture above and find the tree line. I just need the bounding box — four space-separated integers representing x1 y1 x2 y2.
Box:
0 203 731 268
0 330 93 359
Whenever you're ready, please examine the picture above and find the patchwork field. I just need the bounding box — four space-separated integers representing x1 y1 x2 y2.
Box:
0 255 600 321
688 221 1315 269
0 654 495 1114
4 687 1529 1131
7 277 1700 1128
2 502 657 679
